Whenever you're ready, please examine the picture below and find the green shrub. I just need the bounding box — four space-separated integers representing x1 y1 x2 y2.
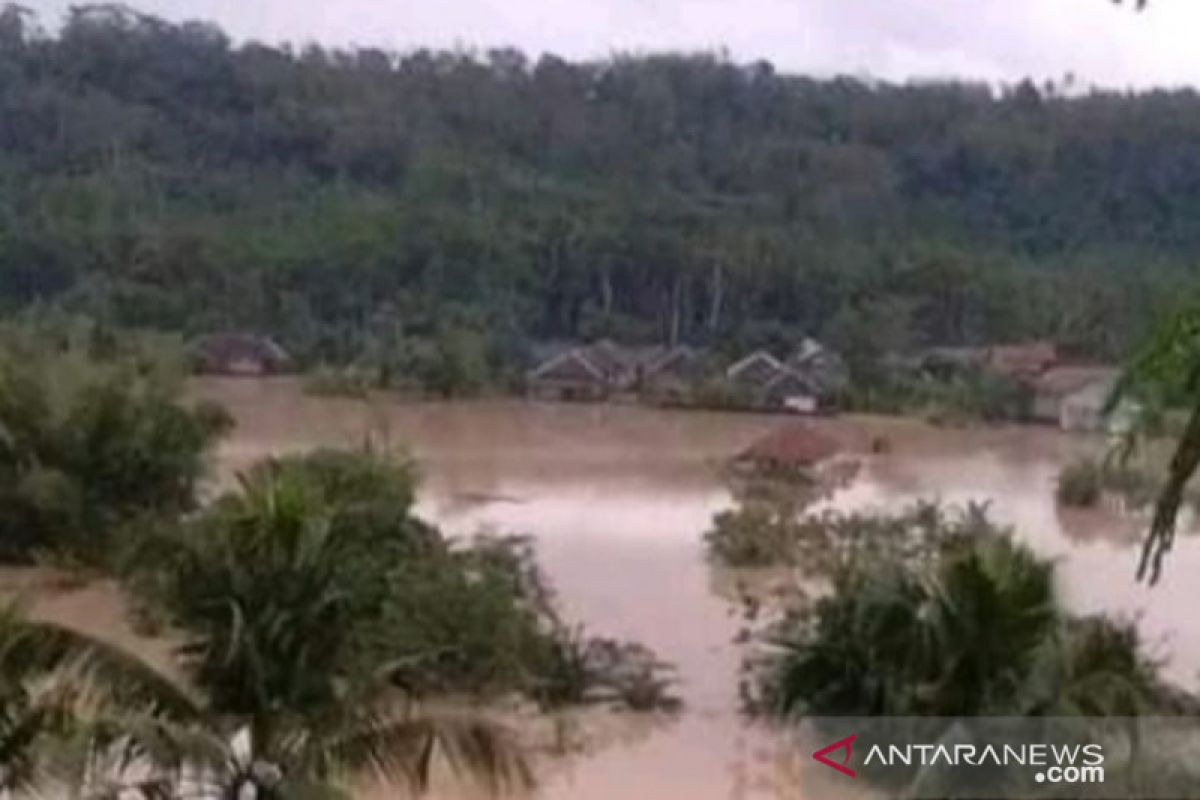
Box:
748 509 1179 722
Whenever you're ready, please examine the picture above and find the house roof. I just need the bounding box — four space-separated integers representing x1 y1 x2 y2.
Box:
528 340 578 366
584 339 633 375
1034 366 1119 398
580 340 670 375
792 337 831 365
528 349 606 383
737 423 839 467
195 333 289 365
643 345 700 378
529 341 694 387
764 368 819 396
726 350 784 386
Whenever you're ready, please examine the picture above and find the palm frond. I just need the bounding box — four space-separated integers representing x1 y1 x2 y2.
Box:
1110 298 1200 584
310 707 533 796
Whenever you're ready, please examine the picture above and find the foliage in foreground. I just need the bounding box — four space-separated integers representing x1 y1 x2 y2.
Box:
0 602 201 797
1 444 677 797
128 448 675 712
112 447 677 796
0 325 231 565
745 508 1179 719
1111 296 1200 583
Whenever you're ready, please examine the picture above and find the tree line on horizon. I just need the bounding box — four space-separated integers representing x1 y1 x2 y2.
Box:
0 3 1195 385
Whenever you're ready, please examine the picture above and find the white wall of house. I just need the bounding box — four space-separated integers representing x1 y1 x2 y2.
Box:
1031 393 1062 423
1058 380 1131 433
783 395 818 414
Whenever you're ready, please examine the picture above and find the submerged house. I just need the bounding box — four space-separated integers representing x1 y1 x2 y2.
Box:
1031 366 1128 432
735 422 840 472
193 333 290 376
639 346 706 403
526 340 702 402
726 350 785 389
725 348 835 414
787 338 849 402
526 346 612 401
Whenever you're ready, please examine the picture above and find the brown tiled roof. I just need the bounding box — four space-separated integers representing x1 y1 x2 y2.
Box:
986 341 1058 377
737 423 839 467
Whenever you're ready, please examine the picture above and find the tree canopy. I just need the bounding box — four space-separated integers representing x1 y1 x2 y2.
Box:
0 4 1191 373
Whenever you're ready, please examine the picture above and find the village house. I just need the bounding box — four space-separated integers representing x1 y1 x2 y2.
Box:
526 340 702 402
787 337 849 399
725 346 840 414
193 333 290 376
639 346 705 403
526 347 611 401
725 351 818 412
725 350 785 389
1031 366 1130 432
734 422 840 472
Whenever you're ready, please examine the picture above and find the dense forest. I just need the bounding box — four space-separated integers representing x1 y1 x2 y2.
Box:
0 4 1197 382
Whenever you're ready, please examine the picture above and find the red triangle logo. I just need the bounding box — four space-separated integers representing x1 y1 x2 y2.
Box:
812 734 857 778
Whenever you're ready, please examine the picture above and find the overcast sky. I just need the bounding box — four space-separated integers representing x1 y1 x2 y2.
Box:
22 0 1200 89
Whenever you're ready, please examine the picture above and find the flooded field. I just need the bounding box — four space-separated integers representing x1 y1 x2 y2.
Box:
17 377 1200 799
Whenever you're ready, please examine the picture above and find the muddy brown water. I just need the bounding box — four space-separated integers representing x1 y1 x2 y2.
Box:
12 377 1200 799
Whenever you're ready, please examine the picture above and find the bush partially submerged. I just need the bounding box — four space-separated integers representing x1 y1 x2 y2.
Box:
1057 458 1103 507
744 506 1183 721
1056 455 1166 510
127 448 677 713
706 491 993 572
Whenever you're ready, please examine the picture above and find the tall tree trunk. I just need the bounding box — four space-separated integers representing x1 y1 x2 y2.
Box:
1140 398 1200 584
600 264 613 318
708 262 724 333
669 275 682 346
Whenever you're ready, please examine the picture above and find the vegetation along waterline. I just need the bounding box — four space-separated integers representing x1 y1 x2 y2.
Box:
0 5 1195 403
0 333 679 798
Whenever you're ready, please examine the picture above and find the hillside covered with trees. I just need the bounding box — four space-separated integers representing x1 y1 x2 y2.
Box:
0 4 1197 385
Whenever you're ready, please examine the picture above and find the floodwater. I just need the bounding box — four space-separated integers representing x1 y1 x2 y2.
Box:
18 377 1200 799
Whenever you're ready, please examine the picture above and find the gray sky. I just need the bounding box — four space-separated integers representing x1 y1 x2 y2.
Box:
23 0 1200 88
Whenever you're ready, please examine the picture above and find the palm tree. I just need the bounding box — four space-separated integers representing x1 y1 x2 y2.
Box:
764 530 1166 719
0 601 201 798
123 457 531 799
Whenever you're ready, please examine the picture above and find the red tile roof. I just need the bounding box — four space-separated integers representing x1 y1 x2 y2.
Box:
737 423 839 467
